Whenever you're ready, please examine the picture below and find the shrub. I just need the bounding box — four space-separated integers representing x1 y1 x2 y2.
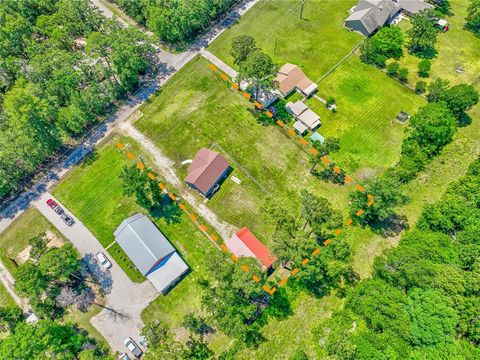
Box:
398 68 409 83
386 62 400 77
415 81 427 94
418 59 431 78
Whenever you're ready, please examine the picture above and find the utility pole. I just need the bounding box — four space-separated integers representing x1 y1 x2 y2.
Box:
300 1 305 19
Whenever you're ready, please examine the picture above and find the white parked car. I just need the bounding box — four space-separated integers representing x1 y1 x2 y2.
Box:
95 252 112 269
124 337 143 358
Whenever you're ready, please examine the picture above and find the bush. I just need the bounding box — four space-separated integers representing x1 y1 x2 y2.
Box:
415 81 427 94
386 62 400 77
418 59 431 78
398 68 409 83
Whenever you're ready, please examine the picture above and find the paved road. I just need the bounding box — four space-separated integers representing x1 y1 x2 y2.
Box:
201 49 239 79
34 193 157 354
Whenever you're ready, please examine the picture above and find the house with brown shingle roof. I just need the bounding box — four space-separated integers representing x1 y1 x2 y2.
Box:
275 63 318 97
185 148 230 197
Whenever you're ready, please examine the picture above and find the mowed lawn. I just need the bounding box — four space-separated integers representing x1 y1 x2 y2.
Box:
395 0 480 88
135 56 353 245
208 0 362 80
307 56 426 176
52 135 232 349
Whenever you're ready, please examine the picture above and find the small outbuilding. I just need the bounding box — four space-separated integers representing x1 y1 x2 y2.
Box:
286 100 321 130
310 132 325 143
293 121 308 135
114 213 189 293
185 148 230 198
225 227 277 269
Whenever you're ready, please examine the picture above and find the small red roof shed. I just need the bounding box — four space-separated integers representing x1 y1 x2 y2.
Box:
226 227 277 268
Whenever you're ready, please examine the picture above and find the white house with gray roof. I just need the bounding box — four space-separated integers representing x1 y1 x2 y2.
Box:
345 0 434 36
114 213 189 294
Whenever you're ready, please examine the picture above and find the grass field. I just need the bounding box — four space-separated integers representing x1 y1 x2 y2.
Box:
134 55 425 241
393 0 480 89
52 134 232 348
208 0 362 81
0 282 15 308
307 55 425 174
0 208 65 275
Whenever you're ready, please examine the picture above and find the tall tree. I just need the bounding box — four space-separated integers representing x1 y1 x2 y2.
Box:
465 0 480 35
407 10 438 57
230 35 257 65
120 164 165 211
360 26 404 67
239 50 277 101
426 78 449 102
439 84 479 119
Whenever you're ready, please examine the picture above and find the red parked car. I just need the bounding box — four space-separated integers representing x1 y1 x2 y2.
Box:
46 198 58 209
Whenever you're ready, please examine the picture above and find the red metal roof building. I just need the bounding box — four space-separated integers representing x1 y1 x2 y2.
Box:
225 227 277 269
185 148 230 197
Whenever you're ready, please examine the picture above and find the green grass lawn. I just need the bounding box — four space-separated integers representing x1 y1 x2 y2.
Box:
393 0 480 89
0 282 15 308
208 0 362 81
52 134 233 348
307 55 425 175
0 208 65 275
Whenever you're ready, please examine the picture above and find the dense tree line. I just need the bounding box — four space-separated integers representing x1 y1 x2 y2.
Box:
465 0 480 35
0 0 156 200
111 0 238 46
317 158 480 359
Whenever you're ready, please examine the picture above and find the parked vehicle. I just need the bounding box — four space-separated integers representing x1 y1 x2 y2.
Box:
46 198 58 209
61 213 75 226
124 338 143 358
96 252 112 269
54 205 64 215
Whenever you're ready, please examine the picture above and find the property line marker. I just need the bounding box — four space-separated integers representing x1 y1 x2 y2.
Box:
116 143 124 150
344 175 353 183
210 234 219 242
367 194 374 200
242 92 251 100
199 224 208 231
312 248 321 256
241 264 250 272
158 183 166 190
147 172 156 180
288 129 295 136
310 148 319 156
265 111 273 118
262 285 271 293
321 156 330 164
189 213 197 222
137 162 145 170
231 255 238 262
127 152 135 160
323 239 332 246
355 184 364 192
269 287 277 295
220 73 228 81
301 258 310 266
367 199 374 207
277 120 285 127
333 166 341 174
220 244 228 252
291 268 299 276
232 82 239 90
254 101 263 109
179 203 187 211
279 277 287 286
299 138 308 146
209 63 217 71
356 209 364 216
345 218 353 226
335 229 342 236
168 193 176 201
252 275 260 282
